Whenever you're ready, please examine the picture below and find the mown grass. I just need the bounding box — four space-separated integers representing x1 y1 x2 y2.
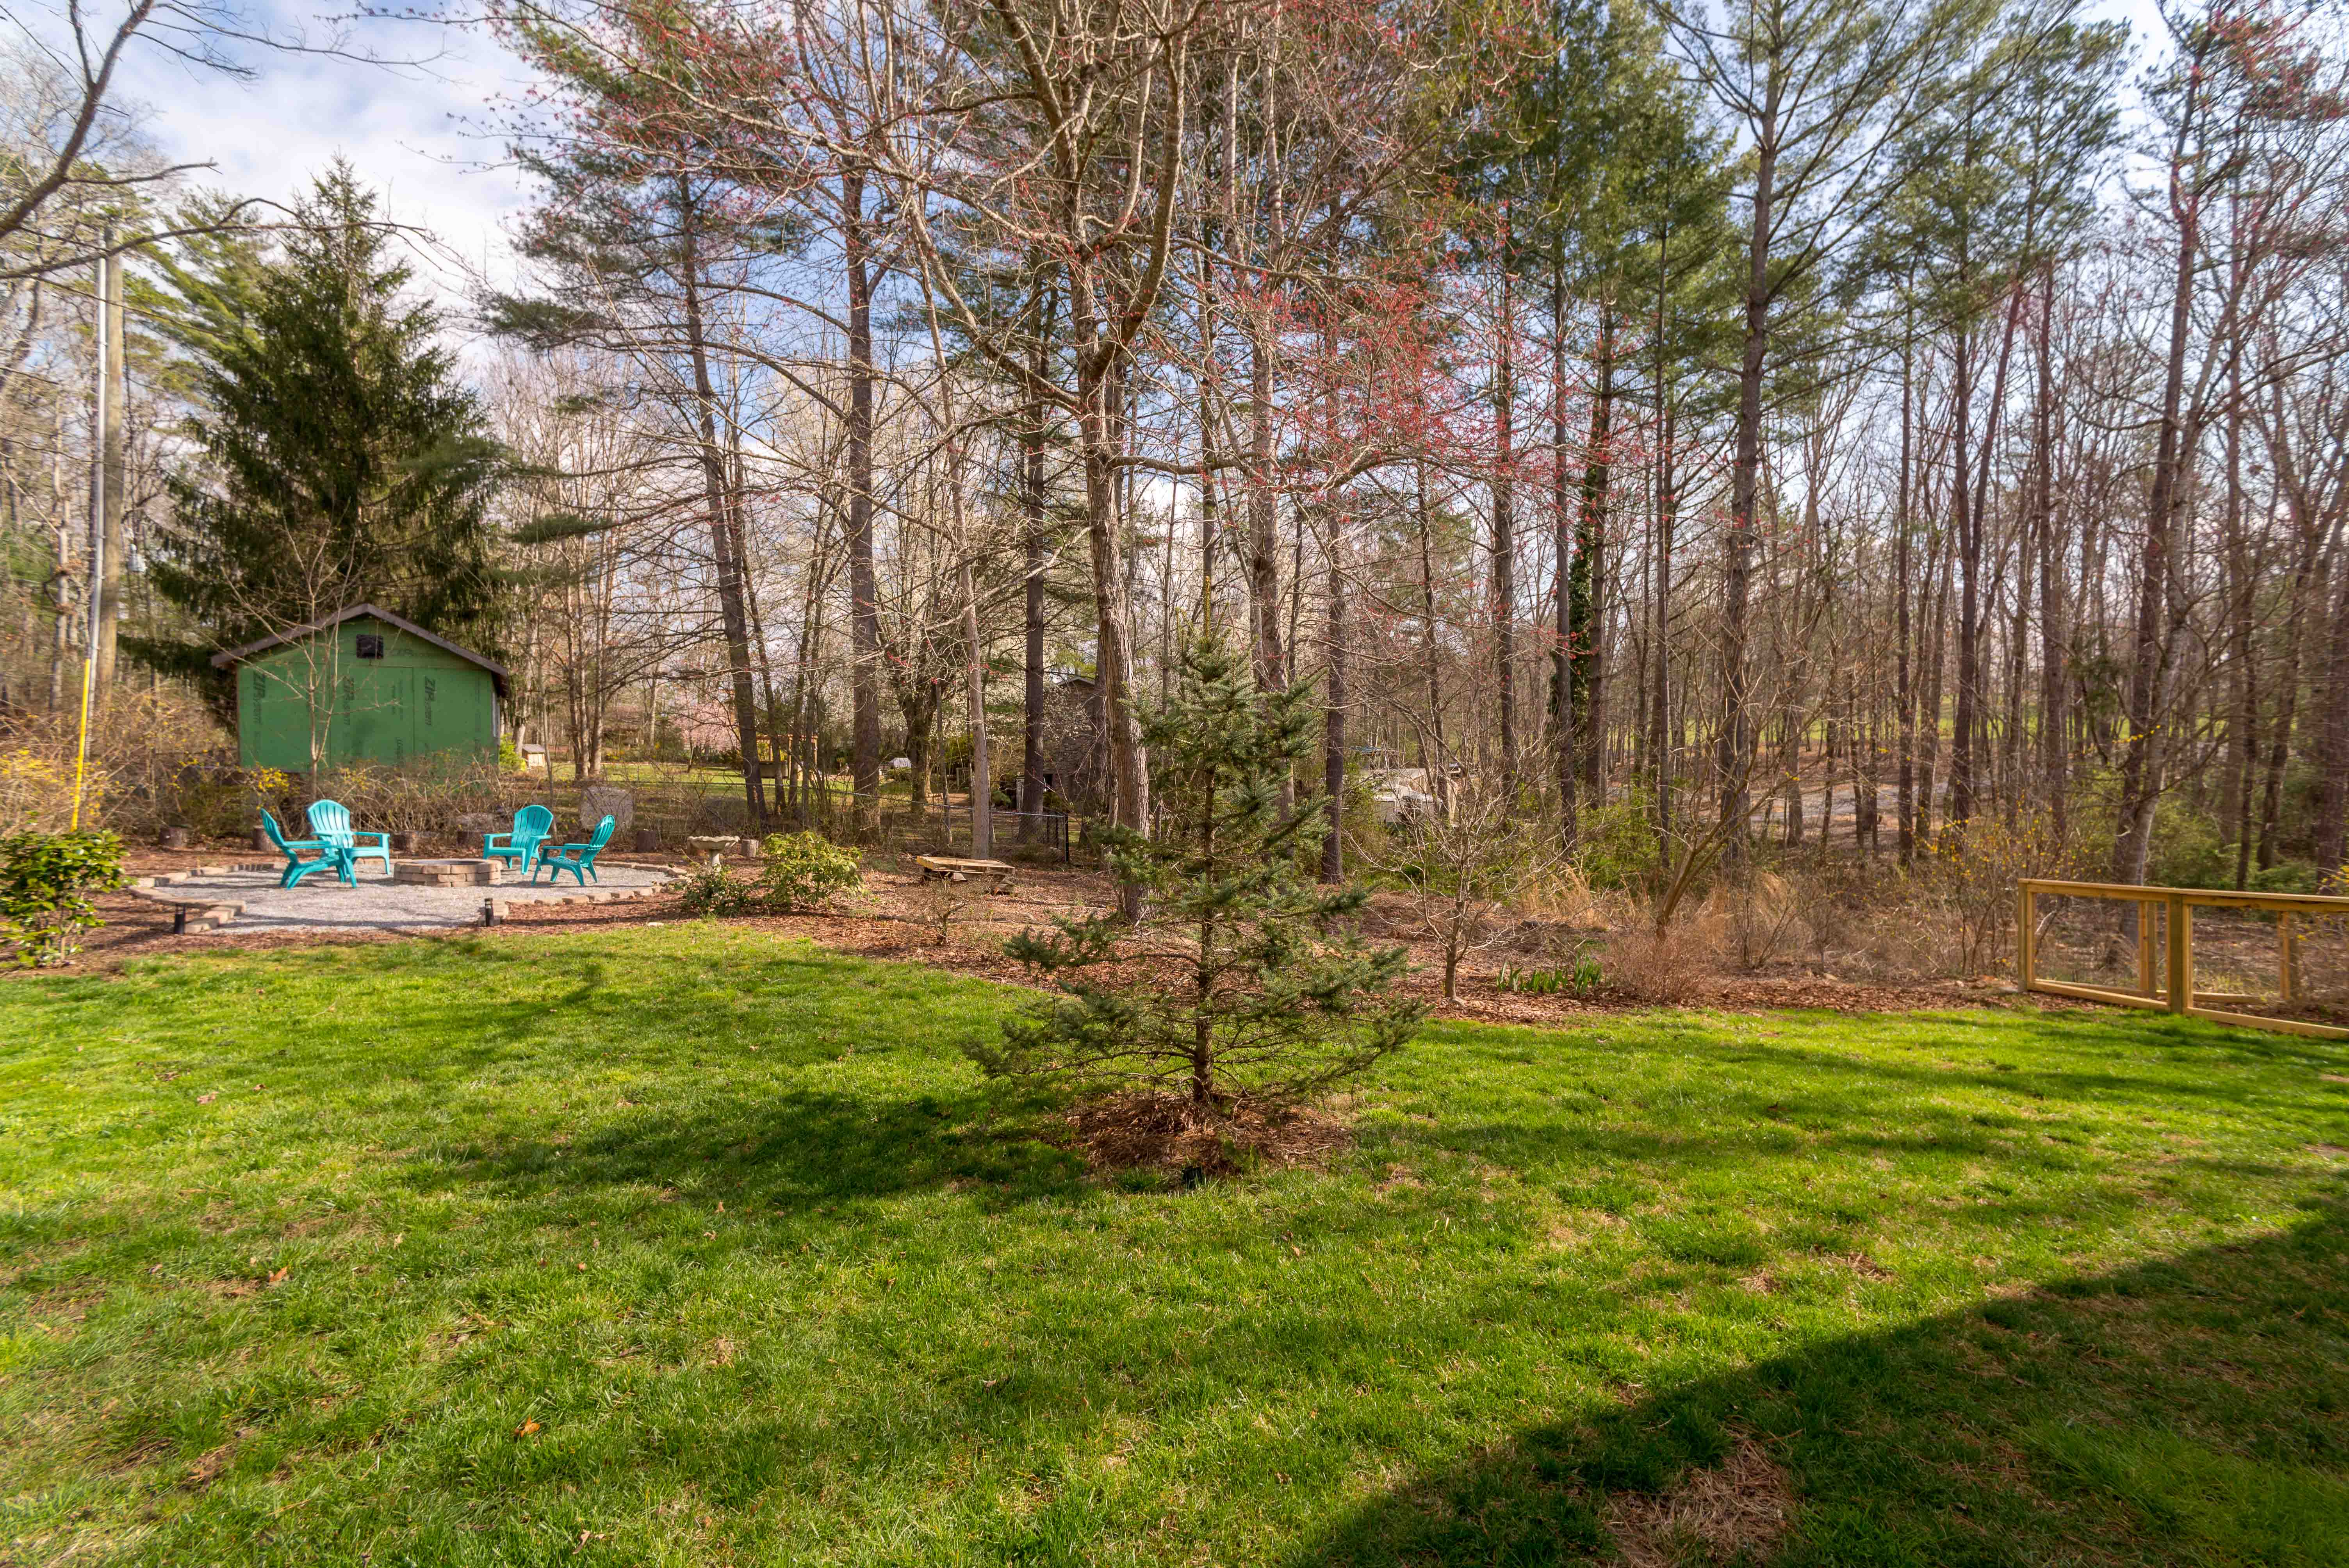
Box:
3 926 2347 1566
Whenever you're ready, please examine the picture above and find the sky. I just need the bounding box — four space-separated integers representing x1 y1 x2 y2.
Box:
94 0 2176 347
106 1 539 310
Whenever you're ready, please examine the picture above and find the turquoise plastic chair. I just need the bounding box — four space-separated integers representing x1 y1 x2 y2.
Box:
260 809 352 889
307 800 392 876
483 804 554 870
535 815 616 885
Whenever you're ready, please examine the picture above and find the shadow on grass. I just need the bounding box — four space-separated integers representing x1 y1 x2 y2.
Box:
1529 1006 2324 1117
1289 1195 2349 1568
395 1084 1088 1214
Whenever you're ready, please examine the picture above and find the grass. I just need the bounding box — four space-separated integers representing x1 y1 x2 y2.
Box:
4 927 2347 1566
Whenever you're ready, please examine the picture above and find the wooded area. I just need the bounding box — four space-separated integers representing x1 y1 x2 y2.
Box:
5 0 2349 948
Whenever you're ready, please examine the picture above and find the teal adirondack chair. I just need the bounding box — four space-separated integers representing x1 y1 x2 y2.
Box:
260 809 353 889
483 804 554 871
307 800 392 876
535 814 616 886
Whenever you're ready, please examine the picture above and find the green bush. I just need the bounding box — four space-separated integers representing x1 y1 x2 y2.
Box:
2253 861 2323 895
756 832 864 911
2148 801 2232 889
1 829 127 968
1576 795 1662 889
674 837 861 918
676 865 760 917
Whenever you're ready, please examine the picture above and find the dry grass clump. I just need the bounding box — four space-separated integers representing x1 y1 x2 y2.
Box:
1516 865 1611 929
1711 872 1810 972
1604 919 1716 1005
1602 1437 1795 1567
1064 1092 1352 1177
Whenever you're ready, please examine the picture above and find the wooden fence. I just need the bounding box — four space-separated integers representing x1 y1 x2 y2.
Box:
2017 877 2349 1041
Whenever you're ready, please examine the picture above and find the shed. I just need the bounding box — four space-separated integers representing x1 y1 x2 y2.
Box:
209 604 506 772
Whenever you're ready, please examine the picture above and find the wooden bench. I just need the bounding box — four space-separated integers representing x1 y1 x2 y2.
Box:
915 855 1016 893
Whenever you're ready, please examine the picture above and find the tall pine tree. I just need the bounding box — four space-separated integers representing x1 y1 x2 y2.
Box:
135 165 501 714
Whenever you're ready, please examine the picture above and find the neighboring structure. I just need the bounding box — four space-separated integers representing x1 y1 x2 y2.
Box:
209 604 506 772
1364 766 1454 826
1038 670 1108 812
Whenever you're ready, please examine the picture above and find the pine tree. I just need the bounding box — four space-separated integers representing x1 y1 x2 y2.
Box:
133 165 501 708
975 638 1421 1114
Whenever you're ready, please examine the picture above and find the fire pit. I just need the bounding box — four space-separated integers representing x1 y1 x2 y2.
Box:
392 859 505 887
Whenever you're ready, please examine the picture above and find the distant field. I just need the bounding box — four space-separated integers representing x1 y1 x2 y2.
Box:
5 927 2347 1564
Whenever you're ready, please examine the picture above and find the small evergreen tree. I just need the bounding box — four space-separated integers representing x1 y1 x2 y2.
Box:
975 639 1421 1113
133 166 501 710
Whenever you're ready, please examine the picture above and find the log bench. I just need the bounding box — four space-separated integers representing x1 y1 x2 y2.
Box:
915 855 1016 893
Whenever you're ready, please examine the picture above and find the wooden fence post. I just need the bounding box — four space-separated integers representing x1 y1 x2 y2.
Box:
2280 913 2298 1003
2166 893 2190 1014
2018 882 2035 993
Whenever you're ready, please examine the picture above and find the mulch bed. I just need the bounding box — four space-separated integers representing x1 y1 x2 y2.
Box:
1062 1092 1356 1176
23 848 2041 1022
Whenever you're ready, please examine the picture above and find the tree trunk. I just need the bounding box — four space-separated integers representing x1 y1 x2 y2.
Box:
1322 510 1346 882
677 184 765 828
1949 321 1978 833
2114 85 2205 887
1896 315 1916 865
2031 261 2066 845
1574 307 1613 798
1492 248 1517 794
1071 264 1151 918
1246 319 1284 695
1021 293 1051 836
845 170 882 834
1718 68 1779 865
2316 555 2349 872
1550 262 1576 847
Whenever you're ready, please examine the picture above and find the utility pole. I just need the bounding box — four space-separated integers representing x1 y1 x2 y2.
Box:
71 239 112 829
97 230 126 695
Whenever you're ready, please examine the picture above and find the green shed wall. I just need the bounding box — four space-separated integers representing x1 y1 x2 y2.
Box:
233 617 499 772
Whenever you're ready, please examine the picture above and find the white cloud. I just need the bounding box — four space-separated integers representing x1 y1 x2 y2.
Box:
112 2 538 316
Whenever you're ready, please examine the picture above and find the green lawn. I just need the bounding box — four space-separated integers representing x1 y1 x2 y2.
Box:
4 928 2347 1566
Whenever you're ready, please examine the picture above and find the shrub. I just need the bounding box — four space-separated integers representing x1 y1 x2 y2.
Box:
2146 800 2231 889
0 748 84 838
756 832 864 911
676 865 760 917
1366 772 1559 1000
1713 871 1809 972
1576 795 1664 890
2256 861 2322 896
1603 921 1711 1005
1 829 126 968
155 755 257 839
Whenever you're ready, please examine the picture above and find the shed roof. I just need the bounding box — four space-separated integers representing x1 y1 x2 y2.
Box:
209 604 509 697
